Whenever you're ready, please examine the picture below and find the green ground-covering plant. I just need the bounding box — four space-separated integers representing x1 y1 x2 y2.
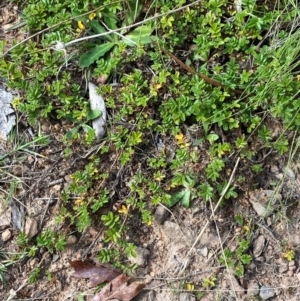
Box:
0 248 13 283
219 215 253 277
1 0 300 283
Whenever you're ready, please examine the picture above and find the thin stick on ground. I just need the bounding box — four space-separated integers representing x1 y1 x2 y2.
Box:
178 157 240 275
39 194 52 231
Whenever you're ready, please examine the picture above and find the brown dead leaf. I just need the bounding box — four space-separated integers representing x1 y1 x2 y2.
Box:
90 274 145 301
70 260 121 286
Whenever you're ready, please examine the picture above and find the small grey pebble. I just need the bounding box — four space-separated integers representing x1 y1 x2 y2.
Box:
197 246 208 257
287 270 294 277
179 292 196 301
278 258 288 273
154 205 169 225
283 167 295 180
1 229 12 242
128 247 150 267
260 286 275 300
247 281 259 296
288 260 295 268
270 165 279 174
66 235 77 245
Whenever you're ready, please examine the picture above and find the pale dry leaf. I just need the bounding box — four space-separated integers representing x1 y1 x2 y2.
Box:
89 82 107 141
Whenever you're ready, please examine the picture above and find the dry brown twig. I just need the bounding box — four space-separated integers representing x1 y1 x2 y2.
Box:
152 41 244 96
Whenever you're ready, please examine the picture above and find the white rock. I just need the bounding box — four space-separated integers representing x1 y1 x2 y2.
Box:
278 258 288 273
179 292 196 301
223 274 245 297
197 246 208 257
283 167 295 180
52 184 61 191
144 274 153 284
1 229 12 242
260 286 275 300
0 204 11 230
275 173 284 180
270 165 279 175
0 85 16 140
253 235 266 258
249 190 281 217
289 260 296 270
247 281 259 296
162 221 183 243
29 258 38 268
128 247 150 267
154 205 169 225
287 270 294 277
24 218 38 239
66 235 77 245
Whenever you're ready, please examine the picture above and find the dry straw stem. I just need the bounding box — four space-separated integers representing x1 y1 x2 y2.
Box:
179 157 241 275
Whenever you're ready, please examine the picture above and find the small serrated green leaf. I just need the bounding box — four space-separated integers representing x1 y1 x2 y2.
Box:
207 133 219 144
103 12 117 30
79 43 115 68
65 126 80 139
81 123 94 133
64 113 77 123
240 254 252 264
181 190 191 207
121 2 143 27
124 25 156 46
169 190 186 207
87 109 101 121
88 20 113 41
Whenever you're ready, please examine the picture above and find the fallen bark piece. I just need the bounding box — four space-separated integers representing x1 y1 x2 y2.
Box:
91 274 145 301
70 260 120 286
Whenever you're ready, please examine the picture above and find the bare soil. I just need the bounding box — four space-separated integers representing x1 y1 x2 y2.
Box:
1 2 300 301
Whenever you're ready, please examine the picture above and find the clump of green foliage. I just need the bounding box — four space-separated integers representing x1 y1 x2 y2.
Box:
1 0 300 277
219 215 253 277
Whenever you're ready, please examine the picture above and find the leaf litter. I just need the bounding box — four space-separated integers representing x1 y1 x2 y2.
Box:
70 260 121 286
70 260 145 301
91 274 145 301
